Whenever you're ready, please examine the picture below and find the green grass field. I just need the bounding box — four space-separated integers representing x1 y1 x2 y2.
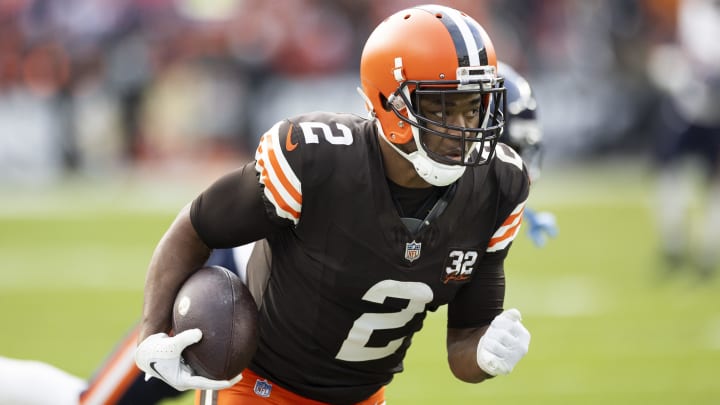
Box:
1 160 718 404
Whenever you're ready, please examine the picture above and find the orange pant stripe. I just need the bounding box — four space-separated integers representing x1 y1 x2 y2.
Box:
195 369 386 405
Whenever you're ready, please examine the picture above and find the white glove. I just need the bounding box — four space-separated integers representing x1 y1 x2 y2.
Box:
476 308 530 376
135 328 242 391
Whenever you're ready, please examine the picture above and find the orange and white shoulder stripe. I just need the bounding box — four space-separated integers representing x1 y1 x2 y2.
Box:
255 121 302 224
486 199 526 253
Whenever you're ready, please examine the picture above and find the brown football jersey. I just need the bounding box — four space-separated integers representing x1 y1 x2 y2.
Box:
190 111 529 404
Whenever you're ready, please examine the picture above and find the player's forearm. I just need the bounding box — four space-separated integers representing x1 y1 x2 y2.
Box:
139 203 212 343
446 326 493 383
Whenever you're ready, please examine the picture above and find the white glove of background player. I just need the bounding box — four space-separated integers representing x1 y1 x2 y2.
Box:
476 308 530 376
135 328 242 391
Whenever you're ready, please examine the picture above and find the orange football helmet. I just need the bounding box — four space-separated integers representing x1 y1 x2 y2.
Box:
359 5 505 186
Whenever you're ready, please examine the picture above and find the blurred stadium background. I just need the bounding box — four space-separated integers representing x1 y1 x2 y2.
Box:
1 0 718 404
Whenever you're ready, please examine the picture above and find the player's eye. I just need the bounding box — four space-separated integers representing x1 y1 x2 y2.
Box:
465 107 481 118
418 107 444 121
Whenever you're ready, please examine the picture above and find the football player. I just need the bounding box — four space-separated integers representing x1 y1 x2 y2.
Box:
497 61 558 248
135 4 531 405
0 12 552 405
0 63 548 405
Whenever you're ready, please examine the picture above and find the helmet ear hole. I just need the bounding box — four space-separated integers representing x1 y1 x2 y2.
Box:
378 92 413 144
379 94 392 112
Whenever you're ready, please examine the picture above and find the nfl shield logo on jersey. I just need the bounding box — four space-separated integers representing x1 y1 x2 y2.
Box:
405 241 422 262
254 379 272 398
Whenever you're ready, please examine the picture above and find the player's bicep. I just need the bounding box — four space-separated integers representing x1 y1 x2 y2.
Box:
190 162 286 248
447 252 506 328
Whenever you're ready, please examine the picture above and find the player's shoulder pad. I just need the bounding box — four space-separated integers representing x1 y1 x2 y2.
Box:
493 142 531 203
253 112 372 225
287 111 368 151
257 111 372 176
258 111 368 159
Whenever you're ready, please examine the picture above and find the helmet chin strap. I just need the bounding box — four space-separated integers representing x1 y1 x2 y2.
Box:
406 150 466 187
374 120 466 187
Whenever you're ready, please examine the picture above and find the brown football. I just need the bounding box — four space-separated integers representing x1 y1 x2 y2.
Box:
172 265 258 380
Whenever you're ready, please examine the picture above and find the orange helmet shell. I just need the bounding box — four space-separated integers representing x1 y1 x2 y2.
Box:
360 5 498 144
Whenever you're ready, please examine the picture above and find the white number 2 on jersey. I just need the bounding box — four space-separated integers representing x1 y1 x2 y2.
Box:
335 280 433 362
298 122 353 145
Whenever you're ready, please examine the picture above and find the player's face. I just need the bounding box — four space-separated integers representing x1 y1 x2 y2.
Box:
417 92 483 162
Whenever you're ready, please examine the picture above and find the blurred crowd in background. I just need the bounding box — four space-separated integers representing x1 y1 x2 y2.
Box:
0 0 718 184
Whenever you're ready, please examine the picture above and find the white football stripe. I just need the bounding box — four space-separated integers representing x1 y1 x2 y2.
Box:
260 134 302 213
443 8 481 66
486 199 526 252
254 121 302 223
